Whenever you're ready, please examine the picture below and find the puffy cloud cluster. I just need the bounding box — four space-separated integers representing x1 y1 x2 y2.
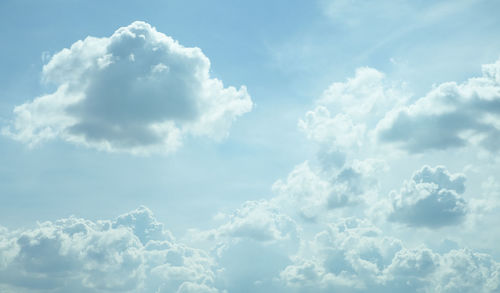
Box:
388 165 468 228
280 218 500 293
299 67 406 160
186 199 300 293
2 205 499 293
271 159 384 221
0 207 220 293
300 58 500 158
265 59 500 292
377 59 500 154
207 200 299 243
3 21 252 154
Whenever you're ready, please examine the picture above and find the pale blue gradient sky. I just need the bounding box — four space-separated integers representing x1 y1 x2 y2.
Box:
1 1 500 292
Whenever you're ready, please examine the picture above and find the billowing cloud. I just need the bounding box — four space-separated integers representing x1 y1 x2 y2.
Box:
0 207 220 293
377 59 500 154
1 206 499 293
299 67 406 155
388 165 468 228
208 200 299 243
271 159 385 222
189 200 301 293
2 21 252 154
280 218 500 293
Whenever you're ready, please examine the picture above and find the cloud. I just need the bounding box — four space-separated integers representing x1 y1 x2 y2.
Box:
1 206 499 293
2 21 252 154
280 218 406 292
388 165 468 228
300 107 366 152
271 159 385 222
377 58 500 154
298 67 407 179
190 200 301 293
434 249 500 293
0 207 219 293
280 218 500 293
208 200 299 243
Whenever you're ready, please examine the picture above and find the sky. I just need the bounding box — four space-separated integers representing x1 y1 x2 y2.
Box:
1 0 500 292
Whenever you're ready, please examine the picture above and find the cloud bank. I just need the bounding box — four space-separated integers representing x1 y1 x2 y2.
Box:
2 206 498 293
0 207 220 293
3 21 252 154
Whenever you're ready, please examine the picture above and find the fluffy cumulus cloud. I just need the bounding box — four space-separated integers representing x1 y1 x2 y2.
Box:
0 207 220 293
280 218 500 293
207 200 299 243
300 59 500 158
377 58 500 154
388 165 468 228
2 206 499 293
192 200 301 293
2 21 252 154
271 159 384 221
267 59 500 293
299 67 406 158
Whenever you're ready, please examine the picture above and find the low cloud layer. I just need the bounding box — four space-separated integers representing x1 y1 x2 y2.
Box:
1 204 499 293
0 207 219 293
3 21 252 154
280 218 500 293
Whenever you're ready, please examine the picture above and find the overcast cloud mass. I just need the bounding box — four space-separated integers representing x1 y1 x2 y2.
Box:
1 0 500 292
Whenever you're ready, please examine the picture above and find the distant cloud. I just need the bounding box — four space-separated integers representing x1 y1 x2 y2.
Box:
299 67 406 157
301 59 500 157
388 165 468 228
281 218 500 293
0 207 219 293
1 206 499 293
272 159 384 221
3 21 252 154
377 59 500 154
207 200 299 243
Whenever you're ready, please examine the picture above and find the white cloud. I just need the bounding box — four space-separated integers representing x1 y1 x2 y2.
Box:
299 67 406 169
280 217 500 293
271 161 331 220
388 165 468 228
271 159 385 222
434 249 500 293
317 67 404 122
1 206 499 293
377 58 500 154
190 200 301 293
2 21 252 154
205 200 299 244
300 107 366 151
0 207 219 293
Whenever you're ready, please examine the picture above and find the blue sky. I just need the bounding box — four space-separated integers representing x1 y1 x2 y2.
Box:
1 1 500 292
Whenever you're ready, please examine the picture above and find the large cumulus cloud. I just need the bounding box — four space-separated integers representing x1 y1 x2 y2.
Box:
280 218 500 293
388 165 468 228
0 207 220 293
2 21 252 154
300 59 500 157
377 58 500 154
